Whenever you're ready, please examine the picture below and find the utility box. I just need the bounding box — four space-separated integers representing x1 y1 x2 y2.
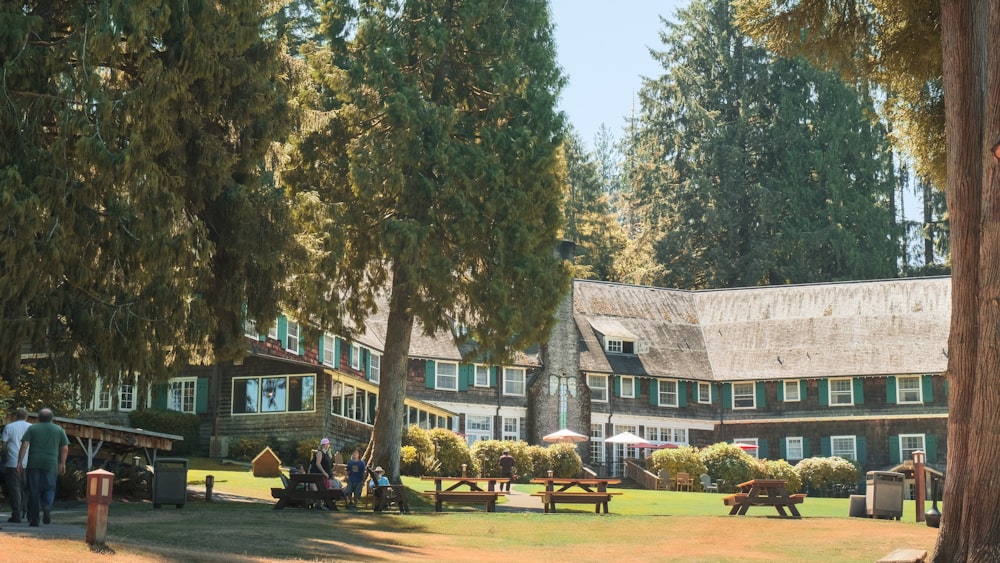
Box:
866 471 904 520
152 458 188 509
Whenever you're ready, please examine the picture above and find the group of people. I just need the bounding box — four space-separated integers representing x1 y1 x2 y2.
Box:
1 407 70 529
307 441 394 511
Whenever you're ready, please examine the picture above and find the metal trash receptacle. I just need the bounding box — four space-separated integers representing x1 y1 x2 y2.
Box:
866 471 904 520
152 457 188 509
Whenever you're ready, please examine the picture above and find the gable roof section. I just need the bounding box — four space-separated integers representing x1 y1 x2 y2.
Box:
574 276 951 383
574 280 711 379
695 277 951 381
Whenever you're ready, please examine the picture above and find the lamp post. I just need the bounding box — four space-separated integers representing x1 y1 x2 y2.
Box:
913 450 926 523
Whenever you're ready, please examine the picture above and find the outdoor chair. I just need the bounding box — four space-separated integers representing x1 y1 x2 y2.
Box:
699 473 719 493
675 472 693 492
656 469 672 491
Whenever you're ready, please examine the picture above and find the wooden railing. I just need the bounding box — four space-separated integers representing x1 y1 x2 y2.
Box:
624 459 663 490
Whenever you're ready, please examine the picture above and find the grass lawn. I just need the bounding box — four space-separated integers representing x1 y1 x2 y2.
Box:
7 458 938 562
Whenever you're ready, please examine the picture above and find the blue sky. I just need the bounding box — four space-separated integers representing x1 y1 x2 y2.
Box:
551 0 687 148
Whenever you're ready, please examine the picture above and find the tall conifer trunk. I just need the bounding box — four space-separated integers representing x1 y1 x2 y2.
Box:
935 0 1000 560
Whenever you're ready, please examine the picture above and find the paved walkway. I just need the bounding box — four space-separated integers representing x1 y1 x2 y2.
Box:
496 488 543 512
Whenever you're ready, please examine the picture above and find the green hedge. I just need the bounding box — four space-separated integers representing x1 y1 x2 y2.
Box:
129 409 201 456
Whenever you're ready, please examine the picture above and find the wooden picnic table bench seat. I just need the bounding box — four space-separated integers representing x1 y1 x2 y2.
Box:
722 493 749 507
531 491 618 514
271 485 345 510
789 493 807 504
425 489 506 512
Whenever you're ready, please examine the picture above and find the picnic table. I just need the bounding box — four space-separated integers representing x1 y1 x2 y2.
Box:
722 479 805 518
530 477 622 513
421 476 507 512
271 473 345 510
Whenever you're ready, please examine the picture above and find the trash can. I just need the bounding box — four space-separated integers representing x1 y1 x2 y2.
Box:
152 458 188 509
848 494 867 518
866 471 904 520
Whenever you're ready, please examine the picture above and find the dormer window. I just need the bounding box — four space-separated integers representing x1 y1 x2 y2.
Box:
589 318 639 355
605 339 635 354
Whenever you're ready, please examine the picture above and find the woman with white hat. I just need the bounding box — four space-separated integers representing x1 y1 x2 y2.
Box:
308 438 338 510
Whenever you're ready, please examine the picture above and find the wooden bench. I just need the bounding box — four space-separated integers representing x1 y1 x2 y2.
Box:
426 490 506 512
789 493 807 504
532 491 619 514
722 493 749 506
271 486 345 510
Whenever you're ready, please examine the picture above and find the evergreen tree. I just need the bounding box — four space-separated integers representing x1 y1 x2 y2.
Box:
562 132 627 281
0 2 294 391
626 0 898 290
284 0 570 480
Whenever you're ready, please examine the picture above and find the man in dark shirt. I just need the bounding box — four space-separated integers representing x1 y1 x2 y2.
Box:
498 449 515 492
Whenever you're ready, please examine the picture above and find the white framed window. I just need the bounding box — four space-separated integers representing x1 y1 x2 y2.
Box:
93 376 137 411
735 438 759 459
268 325 278 341
786 437 804 460
502 417 519 440
829 378 854 406
645 426 688 446
897 376 923 404
698 382 711 404
436 362 459 391
620 376 635 398
465 415 492 445
168 378 197 413
783 380 801 402
322 334 336 367
830 435 857 460
732 382 756 409
369 353 381 384
233 374 315 414
96 379 112 411
285 320 300 353
503 367 526 396
350 343 361 370
658 380 678 407
590 423 606 464
606 338 623 353
119 380 135 411
474 365 491 387
588 374 608 402
244 318 259 338
900 434 926 461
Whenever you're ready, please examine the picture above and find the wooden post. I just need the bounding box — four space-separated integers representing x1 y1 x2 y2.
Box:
913 451 926 523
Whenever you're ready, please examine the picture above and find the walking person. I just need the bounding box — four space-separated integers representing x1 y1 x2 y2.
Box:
499 449 515 492
2 408 31 523
17 408 69 527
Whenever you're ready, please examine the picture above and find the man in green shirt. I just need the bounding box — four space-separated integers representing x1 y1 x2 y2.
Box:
17 408 69 527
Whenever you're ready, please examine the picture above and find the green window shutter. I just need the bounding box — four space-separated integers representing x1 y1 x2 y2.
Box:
678 381 687 407
886 376 897 404
755 382 766 408
458 364 471 391
317 337 325 361
722 383 732 408
634 378 641 398
800 380 808 400
649 380 659 406
777 382 784 402
889 435 901 464
153 383 168 409
779 438 787 460
922 375 934 402
363 349 371 381
277 316 288 346
818 380 829 406
802 437 811 458
490 367 497 388
853 377 864 405
425 361 436 389
821 437 831 457
758 438 768 459
926 435 938 462
711 384 719 403
856 436 867 464
196 378 209 413
613 375 621 397
333 337 341 368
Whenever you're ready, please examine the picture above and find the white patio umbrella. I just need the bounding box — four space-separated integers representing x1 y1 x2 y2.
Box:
542 428 589 443
604 431 648 445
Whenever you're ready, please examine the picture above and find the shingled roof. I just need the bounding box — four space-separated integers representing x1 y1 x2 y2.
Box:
575 276 951 382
